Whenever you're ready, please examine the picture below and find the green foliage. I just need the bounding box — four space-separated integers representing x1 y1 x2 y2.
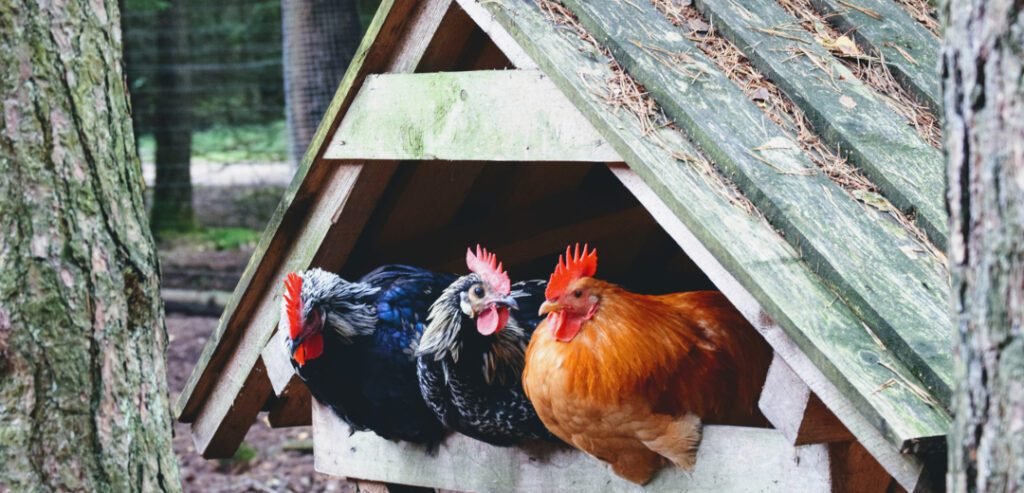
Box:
158 227 260 251
137 120 287 163
217 441 258 472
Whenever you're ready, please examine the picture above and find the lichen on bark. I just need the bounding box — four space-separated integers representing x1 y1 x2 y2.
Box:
0 0 182 490
943 1 1024 491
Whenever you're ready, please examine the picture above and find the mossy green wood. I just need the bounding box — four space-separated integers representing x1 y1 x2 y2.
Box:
479 0 948 449
325 71 619 162
811 0 940 111
560 0 952 407
175 0 407 420
693 0 947 250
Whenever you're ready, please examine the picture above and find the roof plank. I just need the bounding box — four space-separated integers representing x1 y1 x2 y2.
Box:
810 0 940 111
560 0 952 405
479 0 948 453
324 71 620 162
692 0 947 249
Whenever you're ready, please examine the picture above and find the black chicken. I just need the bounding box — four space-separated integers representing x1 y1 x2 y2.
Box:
281 265 454 446
415 246 554 446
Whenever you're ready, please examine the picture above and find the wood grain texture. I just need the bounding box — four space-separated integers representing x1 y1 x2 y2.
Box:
312 402 831 492
324 71 620 162
561 0 952 405
759 354 854 445
476 0 948 453
693 0 946 249
454 0 537 69
608 165 936 491
810 0 940 111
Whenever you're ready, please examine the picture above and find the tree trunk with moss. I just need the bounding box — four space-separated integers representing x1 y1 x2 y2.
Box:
151 0 195 235
943 1 1024 491
0 0 182 491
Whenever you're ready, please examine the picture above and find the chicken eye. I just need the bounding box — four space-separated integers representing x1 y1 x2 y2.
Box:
573 289 583 298
472 286 485 298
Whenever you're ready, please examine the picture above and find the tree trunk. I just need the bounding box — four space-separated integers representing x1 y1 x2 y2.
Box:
942 1 1024 491
0 0 182 490
282 0 363 165
151 0 194 235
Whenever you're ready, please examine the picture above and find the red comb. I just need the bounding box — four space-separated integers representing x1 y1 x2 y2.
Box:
545 244 598 300
283 272 303 339
466 245 510 295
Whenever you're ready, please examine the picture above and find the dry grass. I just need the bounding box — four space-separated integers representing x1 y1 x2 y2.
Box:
538 0 758 215
893 0 940 35
651 0 945 262
775 0 942 148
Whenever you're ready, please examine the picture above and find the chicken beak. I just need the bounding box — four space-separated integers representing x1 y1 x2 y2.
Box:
538 300 560 316
498 294 519 310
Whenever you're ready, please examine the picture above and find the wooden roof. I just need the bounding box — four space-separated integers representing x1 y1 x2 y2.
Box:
176 0 949 490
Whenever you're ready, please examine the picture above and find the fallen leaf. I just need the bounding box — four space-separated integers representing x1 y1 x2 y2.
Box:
852 189 893 211
688 17 710 33
751 87 772 102
839 95 857 109
822 35 864 57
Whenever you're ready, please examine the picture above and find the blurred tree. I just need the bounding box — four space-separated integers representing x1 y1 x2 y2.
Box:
151 0 196 235
0 0 181 490
282 0 367 165
944 1 1024 491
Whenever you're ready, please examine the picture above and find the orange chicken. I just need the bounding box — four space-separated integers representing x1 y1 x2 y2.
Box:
523 244 772 484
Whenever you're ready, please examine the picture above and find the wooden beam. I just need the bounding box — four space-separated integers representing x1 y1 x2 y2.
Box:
561 0 952 405
759 354 854 445
477 0 947 457
693 0 946 249
323 71 621 162
262 328 294 395
809 0 940 112
312 401 832 492
267 376 312 428
454 0 538 69
829 441 899 493
605 166 938 491
176 0 454 458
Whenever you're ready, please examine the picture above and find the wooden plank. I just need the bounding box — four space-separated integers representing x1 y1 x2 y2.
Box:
323 71 621 162
561 0 952 405
692 0 946 249
415 1 479 72
192 358 273 458
267 378 312 428
605 166 939 491
810 0 940 111
389 0 455 73
478 0 949 456
829 441 898 493
175 0 437 422
312 402 832 492
262 328 294 395
454 0 538 69
759 354 854 445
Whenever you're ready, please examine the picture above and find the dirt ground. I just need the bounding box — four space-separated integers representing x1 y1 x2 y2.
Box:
168 315 358 493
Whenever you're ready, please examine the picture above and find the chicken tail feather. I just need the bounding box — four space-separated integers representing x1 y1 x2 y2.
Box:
642 413 703 472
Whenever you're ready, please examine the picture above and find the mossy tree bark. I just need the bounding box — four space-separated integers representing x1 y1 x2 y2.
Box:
0 0 182 490
943 1 1024 491
151 0 195 235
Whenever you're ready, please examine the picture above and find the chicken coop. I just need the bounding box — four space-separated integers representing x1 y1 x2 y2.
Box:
177 0 949 491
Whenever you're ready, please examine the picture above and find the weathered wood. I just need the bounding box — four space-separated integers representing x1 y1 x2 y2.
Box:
692 0 946 249
561 0 952 405
262 328 295 396
313 402 831 492
192 358 273 458
608 165 937 491
176 0 451 449
324 71 620 162
454 0 537 69
267 377 312 428
810 0 940 111
759 354 854 445
415 1 480 73
479 0 949 456
829 441 897 493
354 480 435 493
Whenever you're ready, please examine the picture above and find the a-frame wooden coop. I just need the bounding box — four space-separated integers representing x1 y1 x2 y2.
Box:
176 0 950 491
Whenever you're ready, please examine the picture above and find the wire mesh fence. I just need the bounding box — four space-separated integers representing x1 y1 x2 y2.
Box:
122 0 372 236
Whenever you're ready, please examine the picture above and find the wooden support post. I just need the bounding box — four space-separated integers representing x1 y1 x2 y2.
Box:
829 441 900 493
760 354 854 445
